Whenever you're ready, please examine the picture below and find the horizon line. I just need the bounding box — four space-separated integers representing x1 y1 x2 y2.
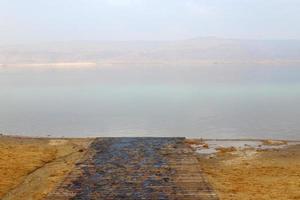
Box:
2 36 300 46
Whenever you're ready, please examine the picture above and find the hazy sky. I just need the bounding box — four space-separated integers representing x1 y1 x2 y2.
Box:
1 0 300 44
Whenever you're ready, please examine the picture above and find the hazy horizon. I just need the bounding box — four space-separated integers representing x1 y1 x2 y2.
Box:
2 36 300 46
1 0 300 45
1 0 300 139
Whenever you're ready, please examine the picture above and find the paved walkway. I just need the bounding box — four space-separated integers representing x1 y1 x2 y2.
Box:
47 138 218 200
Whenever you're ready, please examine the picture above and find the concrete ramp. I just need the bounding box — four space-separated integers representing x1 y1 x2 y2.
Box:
47 138 218 200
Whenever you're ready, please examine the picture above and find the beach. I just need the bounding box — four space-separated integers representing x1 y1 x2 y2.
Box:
1 0 299 199
0 135 91 200
0 136 299 199
192 140 300 200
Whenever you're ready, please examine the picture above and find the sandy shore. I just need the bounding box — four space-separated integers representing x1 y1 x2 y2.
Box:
188 139 300 200
0 136 91 200
0 136 299 199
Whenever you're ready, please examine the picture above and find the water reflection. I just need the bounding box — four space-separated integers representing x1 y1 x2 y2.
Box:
0 65 300 139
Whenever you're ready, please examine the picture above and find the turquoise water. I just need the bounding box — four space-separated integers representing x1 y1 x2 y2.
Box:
0 66 300 139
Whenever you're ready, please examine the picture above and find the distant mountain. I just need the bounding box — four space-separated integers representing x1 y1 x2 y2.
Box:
1 38 300 67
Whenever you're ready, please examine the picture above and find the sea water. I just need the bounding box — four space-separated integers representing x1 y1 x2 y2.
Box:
0 64 299 139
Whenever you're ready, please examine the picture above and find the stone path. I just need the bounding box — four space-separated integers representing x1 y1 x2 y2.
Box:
47 138 218 200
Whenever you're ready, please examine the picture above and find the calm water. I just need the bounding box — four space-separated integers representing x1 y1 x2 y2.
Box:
0 65 300 139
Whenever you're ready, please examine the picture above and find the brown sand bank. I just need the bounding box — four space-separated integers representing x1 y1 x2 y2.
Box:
191 140 300 200
0 136 91 200
1 136 299 200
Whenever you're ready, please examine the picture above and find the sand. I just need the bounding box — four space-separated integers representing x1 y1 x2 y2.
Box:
196 142 300 200
0 136 91 200
1 136 300 200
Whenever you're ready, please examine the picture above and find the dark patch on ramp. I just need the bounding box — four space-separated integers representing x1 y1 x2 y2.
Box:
47 137 218 200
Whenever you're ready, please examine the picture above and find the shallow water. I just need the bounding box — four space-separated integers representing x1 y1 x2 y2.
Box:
196 140 300 154
0 65 300 139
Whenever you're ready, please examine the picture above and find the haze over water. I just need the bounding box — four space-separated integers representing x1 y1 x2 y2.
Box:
1 63 300 140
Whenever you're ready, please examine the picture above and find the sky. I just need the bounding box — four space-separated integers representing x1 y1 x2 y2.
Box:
0 0 300 44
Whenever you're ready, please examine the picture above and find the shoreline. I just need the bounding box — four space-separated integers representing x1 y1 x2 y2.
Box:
0 136 92 200
1 133 300 142
196 142 300 200
0 135 299 199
